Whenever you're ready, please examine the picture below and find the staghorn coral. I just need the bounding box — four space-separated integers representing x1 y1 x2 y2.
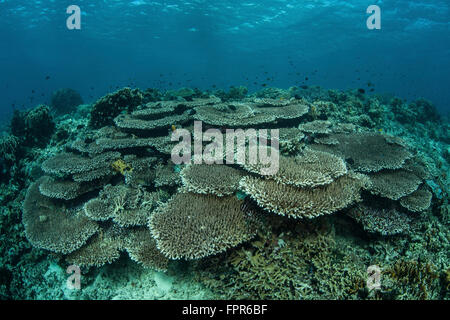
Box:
124 228 169 271
194 216 367 299
367 169 422 200
241 148 348 188
399 187 433 213
22 178 99 254
384 259 441 300
180 164 245 196
149 193 260 260
347 203 411 236
310 132 412 172
239 173 369 219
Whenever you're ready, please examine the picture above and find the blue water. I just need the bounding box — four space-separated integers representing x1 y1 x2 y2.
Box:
1 0 449 122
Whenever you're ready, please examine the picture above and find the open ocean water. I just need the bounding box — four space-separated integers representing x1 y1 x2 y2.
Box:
0 0 449 302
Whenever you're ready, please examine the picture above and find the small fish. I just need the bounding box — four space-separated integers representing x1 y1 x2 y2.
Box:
358 88 365 94
45 76 50 80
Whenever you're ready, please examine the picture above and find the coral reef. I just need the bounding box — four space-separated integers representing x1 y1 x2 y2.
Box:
10 105 55 148
0 85 448 300
89 87 144 128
